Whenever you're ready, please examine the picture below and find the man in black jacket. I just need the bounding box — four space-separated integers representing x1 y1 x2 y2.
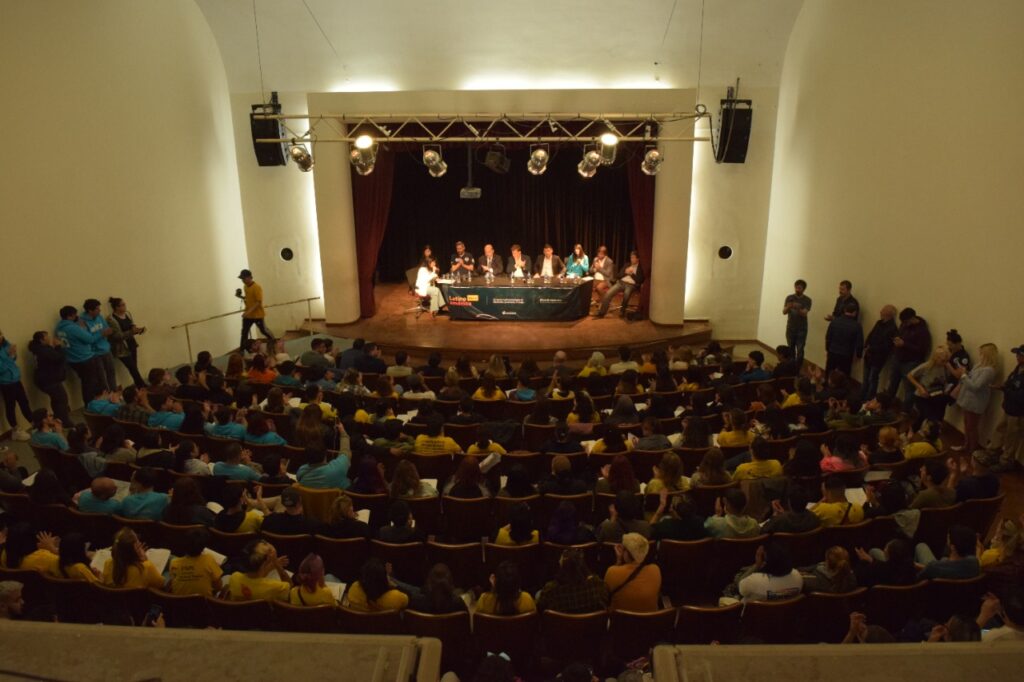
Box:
595 250 644 318
824 303 863 378
861 304 898 400
989 345 1024 471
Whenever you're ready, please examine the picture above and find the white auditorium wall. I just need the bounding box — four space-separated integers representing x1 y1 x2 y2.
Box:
0 0 249 420
230 92 325 335
757 0 1024 431
685 86 779 339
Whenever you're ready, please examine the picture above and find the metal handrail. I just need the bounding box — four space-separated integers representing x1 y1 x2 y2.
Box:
171 296 320 363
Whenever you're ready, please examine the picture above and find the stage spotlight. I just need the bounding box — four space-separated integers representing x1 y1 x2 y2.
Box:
527 145 549 175
641 147 663 176
349 134 376 175
484 144 511 174
423 146 448 178
599 132 618 165
288 143 314 172
577 148 602 178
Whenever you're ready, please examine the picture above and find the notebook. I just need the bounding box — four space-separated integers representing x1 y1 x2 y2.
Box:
90 547 172 575
326 581 347 603
355 509 371 524
863 471 892 482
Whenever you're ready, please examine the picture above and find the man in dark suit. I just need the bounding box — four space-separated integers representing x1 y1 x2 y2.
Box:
596 250 644 318
588 245 615 301
508 243 532 279
477 243 503 277
533 243 565 277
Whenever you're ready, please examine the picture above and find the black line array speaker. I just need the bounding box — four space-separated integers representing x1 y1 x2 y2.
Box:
715 99 753 164
250 91 287 167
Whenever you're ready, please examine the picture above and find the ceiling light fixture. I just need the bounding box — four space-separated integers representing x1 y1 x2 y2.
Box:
641 147 663 176
577 147 602 178
527 145 550 176
349 134 376 175
599 132 618 165
288 142 314 172
423 145 448 178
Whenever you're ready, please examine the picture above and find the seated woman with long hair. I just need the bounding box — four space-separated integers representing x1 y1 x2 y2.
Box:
454 356 478 379
263 387 288 414
472 374 507 401
591 423 633 454
409 563 467 613
475 561 536 615
567 392 600 425
537 548 608 613
292 403 332 449
350 456 388 495
525 396 557 425
494 502 539 546
680 415 710 449
439 367 467 402
483 354 508 380
615 370 643 397
389 459 438 498
58 532 100 582
596 454 641 494
243 415 287 445
443 456 490 498
646 451 690 494
346 557 410 612
606 395 639 427
102 528 163 589
246 354 277 383
290 553 336 606
690 447 731 486
718 408 753 447
163 476 215 526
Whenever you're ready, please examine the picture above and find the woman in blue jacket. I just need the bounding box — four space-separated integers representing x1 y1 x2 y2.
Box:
0 331 34 441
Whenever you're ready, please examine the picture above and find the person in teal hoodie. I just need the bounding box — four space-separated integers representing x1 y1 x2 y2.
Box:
29 408 69 450
81 299 116 392
148 395 185 431
55 305 104 403
243 416 288 445
85 388 123 417
272 361 304 388
204 406 247 440
0 331 33 441
211 443 262 481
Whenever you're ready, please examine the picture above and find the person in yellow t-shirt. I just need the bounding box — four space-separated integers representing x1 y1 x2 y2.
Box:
577 352 607 378
413 418 462 455
811 477 864 527
471 375 507 401
1 525 61 577
346 558 410 612
289 554 337 606
237 268 274 353
494 502 540 546
732 437 784 481
169 529 224 597
718 409 754 447
645 452 691 494
978 519 1021 568
467 428 507 456
475 561 537 615
102 528 164 589
227 540 291 601
57 533 100 583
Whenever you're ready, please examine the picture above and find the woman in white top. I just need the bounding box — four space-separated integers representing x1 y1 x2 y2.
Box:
415 257 445 316
950 343 999 455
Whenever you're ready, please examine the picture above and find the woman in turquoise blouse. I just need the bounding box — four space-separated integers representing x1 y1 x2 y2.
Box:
565 244 590 278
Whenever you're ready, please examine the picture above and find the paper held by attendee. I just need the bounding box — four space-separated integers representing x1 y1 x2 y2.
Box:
90 547 172 575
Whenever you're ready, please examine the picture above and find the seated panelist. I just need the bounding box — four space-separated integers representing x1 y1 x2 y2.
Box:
589 245 615 298
533 244 565 277
565 243 589 278
508 244 532 279
477 243 503 277
450 241 475 274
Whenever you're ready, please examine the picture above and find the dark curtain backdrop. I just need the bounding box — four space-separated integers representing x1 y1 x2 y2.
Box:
375 145 647 286
351 150 395 317
627 160 656 314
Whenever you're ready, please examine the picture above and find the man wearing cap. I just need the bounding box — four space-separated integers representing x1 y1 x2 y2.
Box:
989 345 1024 471
237 269 274 353
604 532 661 612
260 487 324 535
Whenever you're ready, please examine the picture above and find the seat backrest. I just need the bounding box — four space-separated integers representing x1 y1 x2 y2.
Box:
272 601 340 633
688 481 740 517
497 452 543 482
337 605 405 635
673 447 710 475
741 594 806 643
370 540 427 585
442 496 494 542
540 610 609 665
405 609 472 668
539 542 599 578
864 581 930 634
205 595 275 630
259 532 313 561
523 423 557 451
42 574 94 624
112 514 158 544
915 503 965 556
34 503 75 537
537 493 592 530
711 535 769 593
656 538 715 605
407 453 455 482
69 508 119 548
609 608 678 660
157 522 206 556
88 582 151 625
493 495 541 529
484 543 543 592
928 575 989 623
402 495 444 537
147 587 209 628
345 491 389 528
676 603 743 644
959 495 1005 540
444 422 481 451
313 535 368 583
804 588 868 643
819 519 874 552
771 528 825 567
207 529 258 559
293 485 341 523
0 491 32 521
473 612 538 673
426 541 485 591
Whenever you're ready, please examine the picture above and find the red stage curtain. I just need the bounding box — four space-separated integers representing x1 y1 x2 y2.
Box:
350 150 395 318
626 160 656 316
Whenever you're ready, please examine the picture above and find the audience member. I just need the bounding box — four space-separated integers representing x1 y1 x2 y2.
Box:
596 490 652 542
377 500 423 543
704 488 759 538
227 540 290 602
476 561 536 615
120 468 169 520
909 460 957 509
322 493 371 539
916 525 980 580
537 548 608 613
168 528 223 596
737 541 803 602
495 502 539 545
102 528 162 589
261 488 324 535
604 533 661 612
409 564 467 614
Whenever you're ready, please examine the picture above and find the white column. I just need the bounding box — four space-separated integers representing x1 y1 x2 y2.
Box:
649 119 694 324
309 113 362 324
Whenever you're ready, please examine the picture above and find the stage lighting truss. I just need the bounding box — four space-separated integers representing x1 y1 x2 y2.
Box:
422 145 448 178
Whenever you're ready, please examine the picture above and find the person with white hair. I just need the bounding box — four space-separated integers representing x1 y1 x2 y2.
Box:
603 532 661 612
0 581 25 619
577 351 607 378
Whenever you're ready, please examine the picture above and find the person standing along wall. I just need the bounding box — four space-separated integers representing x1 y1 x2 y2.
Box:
106 297 146 388
55 305 106 404
28 331 71 426
237 269 274 354
783 279 812 366
81 299 116 391
0 331 33 441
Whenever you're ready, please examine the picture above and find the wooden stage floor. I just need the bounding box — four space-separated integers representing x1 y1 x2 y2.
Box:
307 283 712 361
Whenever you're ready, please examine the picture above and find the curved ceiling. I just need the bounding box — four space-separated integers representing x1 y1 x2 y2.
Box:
196 0 802 94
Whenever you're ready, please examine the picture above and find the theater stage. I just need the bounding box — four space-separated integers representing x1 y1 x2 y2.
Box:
305 283 711 362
